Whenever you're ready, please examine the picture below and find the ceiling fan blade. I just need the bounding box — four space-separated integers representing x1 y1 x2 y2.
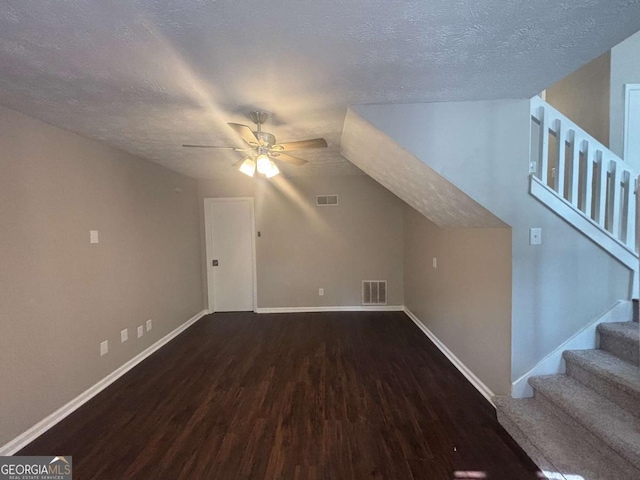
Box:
270 152 308 166
272 138 328 151
182 144 248 151
228 123 259 146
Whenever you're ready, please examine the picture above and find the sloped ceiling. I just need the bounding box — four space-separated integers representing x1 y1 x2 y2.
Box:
341 108 507 228
0 1 639 178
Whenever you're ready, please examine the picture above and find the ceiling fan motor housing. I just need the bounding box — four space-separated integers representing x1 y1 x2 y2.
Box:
254 131 276 148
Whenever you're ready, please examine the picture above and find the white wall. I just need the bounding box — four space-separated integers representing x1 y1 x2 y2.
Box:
347 100 632 384
197 175 405 309
610 30 640 166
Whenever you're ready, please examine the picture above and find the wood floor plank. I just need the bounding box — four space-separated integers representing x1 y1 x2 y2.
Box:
17 311 539 479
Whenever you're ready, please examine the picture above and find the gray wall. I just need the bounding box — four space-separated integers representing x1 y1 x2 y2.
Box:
0 105 203 447
610 30 640 164
349 100 631 384
197 175 404 309
546 52 611 146
403 206 512 394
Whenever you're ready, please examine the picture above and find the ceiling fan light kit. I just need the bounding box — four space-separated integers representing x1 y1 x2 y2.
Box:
239 158 257 177
256 154 272 175
183 111 328 179
265 161 279 178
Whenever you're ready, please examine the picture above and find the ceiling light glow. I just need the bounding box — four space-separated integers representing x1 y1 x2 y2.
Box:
265 160 280 178
256 154 271 174
239 158 256 177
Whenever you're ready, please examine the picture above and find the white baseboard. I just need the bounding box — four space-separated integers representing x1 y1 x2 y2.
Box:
402 307 495 406
511 300 631 398
0 309 208 456
256 305 404 314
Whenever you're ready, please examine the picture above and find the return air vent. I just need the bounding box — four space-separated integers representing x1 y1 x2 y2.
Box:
316 194 339 206
362 280 387 305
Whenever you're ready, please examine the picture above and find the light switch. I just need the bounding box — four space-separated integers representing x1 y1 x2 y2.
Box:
432 257 438 269
529 227 542 245
90 230 99 244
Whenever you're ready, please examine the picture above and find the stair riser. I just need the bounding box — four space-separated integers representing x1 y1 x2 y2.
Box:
565 361 640 417
533 389 640 473
599 333 640 365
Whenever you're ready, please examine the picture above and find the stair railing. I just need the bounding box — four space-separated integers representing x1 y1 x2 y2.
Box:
530 96 638 253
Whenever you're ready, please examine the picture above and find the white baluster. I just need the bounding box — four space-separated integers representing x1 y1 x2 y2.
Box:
584 145 594 217
538 106 549 184
570 132 581 207
626 173 636 249
555 120 567 198
611 162 621 239
597 153 608 227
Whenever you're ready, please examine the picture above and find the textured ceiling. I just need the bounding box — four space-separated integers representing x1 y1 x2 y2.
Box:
341 108 506 228
0 1 639 179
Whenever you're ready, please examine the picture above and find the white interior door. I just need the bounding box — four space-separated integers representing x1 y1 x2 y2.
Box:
205 198 256 312
624 84 640 168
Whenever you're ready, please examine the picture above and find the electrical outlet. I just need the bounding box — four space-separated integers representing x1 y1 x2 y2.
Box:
529 227 542 245
90 230 99 244
137 326 144 338
121 328 128 343
146 319 152 331
318 288 324 296
432 257 438 269
100 340 108 356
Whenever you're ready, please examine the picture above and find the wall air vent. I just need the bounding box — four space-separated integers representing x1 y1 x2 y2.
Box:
362 280 387 305
316 194 339 206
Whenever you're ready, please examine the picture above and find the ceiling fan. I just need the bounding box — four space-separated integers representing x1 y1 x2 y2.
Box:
183 111 328 178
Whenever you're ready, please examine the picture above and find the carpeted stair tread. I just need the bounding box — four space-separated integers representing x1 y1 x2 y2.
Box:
597 321 639 365
563 349 640 398
529 375 640 471
598 321 640 341
494 395 638 480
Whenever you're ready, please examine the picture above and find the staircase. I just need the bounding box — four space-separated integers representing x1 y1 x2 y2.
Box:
495 98 640 479
495 308 639 480
343 98 640 479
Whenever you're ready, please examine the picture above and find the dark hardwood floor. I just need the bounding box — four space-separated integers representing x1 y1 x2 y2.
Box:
19 311 540 479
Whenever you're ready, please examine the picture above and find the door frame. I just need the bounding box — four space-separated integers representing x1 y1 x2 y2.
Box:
623 83 640 162
204 197 258 314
